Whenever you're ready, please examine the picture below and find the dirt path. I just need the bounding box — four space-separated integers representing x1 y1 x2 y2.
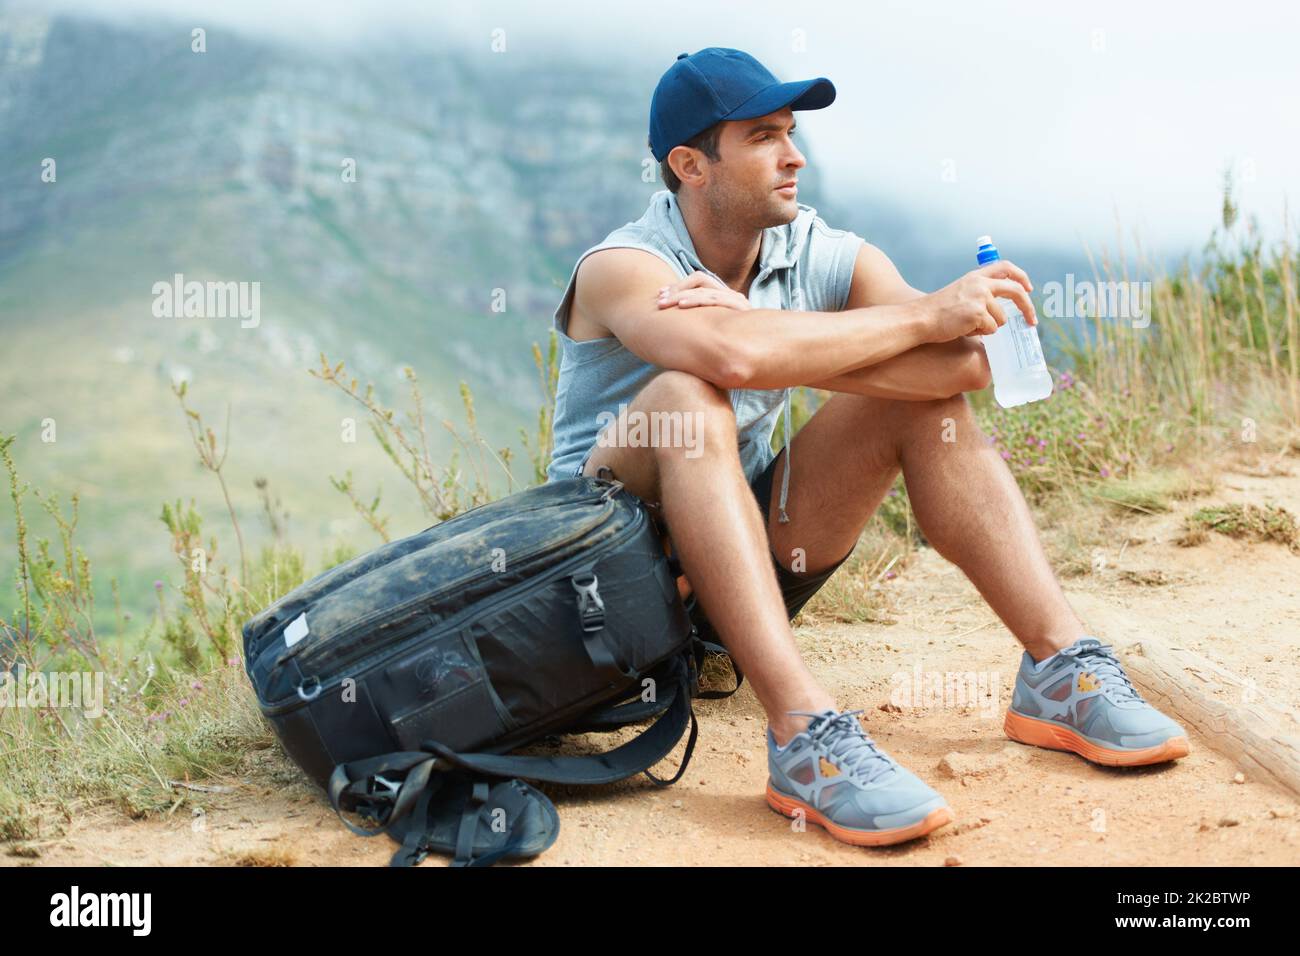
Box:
10 464 1300 867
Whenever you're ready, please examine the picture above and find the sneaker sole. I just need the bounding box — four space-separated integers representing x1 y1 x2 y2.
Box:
1004 709 1190 766
764 783 953 846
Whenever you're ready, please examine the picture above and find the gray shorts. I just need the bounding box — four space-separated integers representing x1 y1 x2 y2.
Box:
574 444 852 649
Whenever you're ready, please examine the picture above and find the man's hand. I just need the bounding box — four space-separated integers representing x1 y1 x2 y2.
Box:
920 261 1036 342
657 271 752 311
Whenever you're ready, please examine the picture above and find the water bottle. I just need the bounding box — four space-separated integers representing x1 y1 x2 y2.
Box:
975 236 1053 408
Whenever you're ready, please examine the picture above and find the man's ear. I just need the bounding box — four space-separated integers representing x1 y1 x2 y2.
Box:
668 145 706 187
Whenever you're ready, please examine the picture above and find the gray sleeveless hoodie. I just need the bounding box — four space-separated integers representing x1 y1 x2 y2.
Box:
546 188 864 523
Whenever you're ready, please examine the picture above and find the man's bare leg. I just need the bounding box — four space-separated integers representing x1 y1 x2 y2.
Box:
581 371 836 745
761 389 1193 767
763 390 1084 663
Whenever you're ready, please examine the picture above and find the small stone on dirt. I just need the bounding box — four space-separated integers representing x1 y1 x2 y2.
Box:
951 816 993 836
1233 772 1246 784
944 855 963 867
937 747 1025 780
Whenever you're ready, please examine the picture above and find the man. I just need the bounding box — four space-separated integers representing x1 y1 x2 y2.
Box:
546 47 1189 847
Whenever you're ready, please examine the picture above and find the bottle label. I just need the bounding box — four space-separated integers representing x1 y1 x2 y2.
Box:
1001 299 1044 369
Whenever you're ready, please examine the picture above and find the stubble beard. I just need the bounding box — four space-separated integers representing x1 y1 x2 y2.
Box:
704 177 796 232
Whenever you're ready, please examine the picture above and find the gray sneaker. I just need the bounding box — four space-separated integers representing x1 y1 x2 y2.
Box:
1005 636 1190 766
766 708 953 846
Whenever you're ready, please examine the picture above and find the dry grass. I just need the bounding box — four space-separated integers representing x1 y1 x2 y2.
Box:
1178 502 1300 551
798 522 914 626
219 845 298 867
1088 468 1218 515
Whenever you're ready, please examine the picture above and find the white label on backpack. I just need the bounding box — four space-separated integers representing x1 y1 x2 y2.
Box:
284 612 309 647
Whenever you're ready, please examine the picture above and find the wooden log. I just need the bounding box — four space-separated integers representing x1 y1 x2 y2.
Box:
1120 636 1300 797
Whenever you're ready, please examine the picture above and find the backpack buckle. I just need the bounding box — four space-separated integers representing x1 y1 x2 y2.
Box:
571 572 605 632
369 774 401 800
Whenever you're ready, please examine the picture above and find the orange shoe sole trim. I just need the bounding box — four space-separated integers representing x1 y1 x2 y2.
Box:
765 784 953 846
1004 709 1189 766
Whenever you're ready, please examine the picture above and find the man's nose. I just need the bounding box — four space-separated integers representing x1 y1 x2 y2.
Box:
784 142 806 169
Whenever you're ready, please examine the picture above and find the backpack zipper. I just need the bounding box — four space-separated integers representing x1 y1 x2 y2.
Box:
247 479 616 654
278 494 620 675
258 496 647 714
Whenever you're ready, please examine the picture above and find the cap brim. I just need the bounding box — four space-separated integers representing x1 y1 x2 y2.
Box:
723 77 836 121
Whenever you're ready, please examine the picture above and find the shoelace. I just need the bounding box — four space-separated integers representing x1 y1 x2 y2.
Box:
1063 641 1144 704
787 709 897 786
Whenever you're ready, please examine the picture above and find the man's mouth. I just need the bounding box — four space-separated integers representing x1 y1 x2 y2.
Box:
776 181 797 195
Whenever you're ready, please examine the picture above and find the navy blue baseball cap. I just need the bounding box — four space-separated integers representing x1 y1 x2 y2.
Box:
648 47 836 163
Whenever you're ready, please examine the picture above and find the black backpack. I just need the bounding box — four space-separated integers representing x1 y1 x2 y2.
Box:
242 475 740 866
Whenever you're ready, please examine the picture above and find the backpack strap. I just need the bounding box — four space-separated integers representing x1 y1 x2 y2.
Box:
453 780 492 866
327 650 699 852
564 655 680 731
420 651 698 788
570 566 639 683
386 774 561 868
327 749 441 837
392 779 440 865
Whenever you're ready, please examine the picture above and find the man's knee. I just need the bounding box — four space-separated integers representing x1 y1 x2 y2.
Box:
584 371 738 491
910 391 975 427
828 391 971 466
891 392 978 456
637 370 738 461
640 370 732 413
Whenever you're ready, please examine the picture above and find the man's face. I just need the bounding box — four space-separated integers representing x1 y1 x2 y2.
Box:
687 106 807 228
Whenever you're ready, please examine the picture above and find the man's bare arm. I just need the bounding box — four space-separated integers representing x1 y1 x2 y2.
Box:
808 337 991 400
574 245 1032 390
575 248 937 389
804 243 993 400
